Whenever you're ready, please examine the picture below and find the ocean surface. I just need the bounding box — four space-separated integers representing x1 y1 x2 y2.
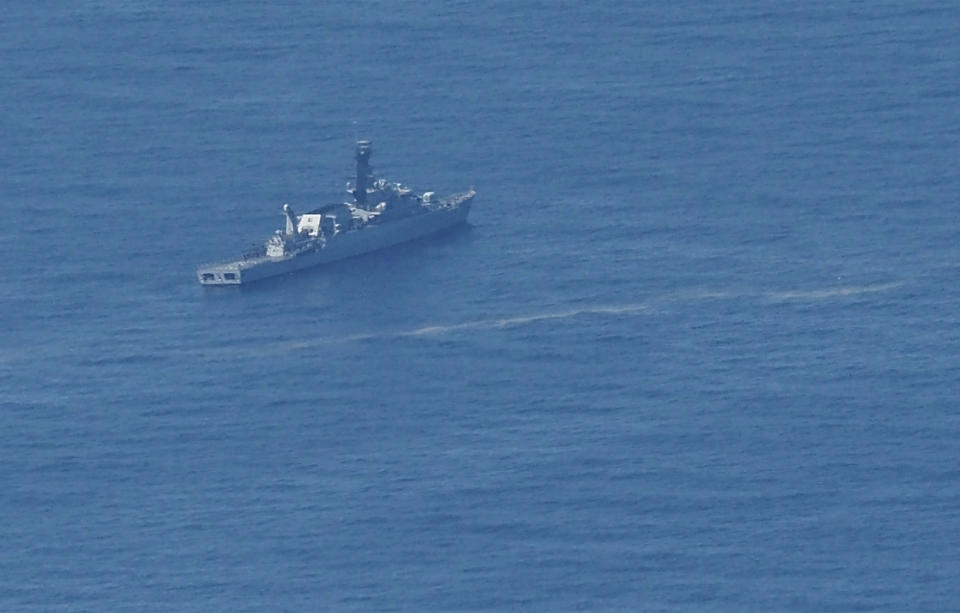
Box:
2 1 959 611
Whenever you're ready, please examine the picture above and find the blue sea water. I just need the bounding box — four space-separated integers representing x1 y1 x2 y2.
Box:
2 1 960 610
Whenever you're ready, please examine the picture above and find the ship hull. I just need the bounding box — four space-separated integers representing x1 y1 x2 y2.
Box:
197 200 470 286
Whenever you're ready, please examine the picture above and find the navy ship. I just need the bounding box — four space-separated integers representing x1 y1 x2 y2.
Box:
197 140 475 286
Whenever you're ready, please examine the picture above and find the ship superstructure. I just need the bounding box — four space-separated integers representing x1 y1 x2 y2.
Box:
197 141 474 286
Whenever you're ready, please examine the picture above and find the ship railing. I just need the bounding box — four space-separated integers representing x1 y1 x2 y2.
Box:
242 246 267 260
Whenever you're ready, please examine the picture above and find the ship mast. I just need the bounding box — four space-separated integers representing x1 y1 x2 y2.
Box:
282 203 297 235
354 140 372 207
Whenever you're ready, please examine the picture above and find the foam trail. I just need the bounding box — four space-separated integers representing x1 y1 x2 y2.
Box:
764 281 905 301
331 303 654 342
224 280 906 356
19 282 900 365
347 282 904 341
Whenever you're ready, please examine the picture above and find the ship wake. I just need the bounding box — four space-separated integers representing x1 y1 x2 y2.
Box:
278 280 905 350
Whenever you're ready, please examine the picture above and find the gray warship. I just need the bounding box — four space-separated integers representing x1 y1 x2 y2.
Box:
197 140 475 286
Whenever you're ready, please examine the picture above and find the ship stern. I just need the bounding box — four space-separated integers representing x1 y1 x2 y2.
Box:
197 263 243 285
